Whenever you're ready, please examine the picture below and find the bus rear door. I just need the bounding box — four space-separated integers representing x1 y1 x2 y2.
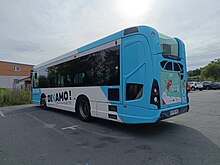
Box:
122 35 152 111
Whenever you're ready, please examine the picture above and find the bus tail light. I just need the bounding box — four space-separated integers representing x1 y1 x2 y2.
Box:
150 79 161 109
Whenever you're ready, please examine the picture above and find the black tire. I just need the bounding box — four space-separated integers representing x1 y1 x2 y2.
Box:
76 96 91 122
199 89 202 91
191 86 195 91
206 86 210 90
41 95 47 110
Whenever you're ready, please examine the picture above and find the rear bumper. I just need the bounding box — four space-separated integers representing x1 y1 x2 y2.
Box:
118 104 190 124
158 105 189 121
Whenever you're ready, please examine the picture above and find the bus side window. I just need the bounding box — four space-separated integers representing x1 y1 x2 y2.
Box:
64 75 71 86
33 72 39 88
34 73 37 79
74 73 84 85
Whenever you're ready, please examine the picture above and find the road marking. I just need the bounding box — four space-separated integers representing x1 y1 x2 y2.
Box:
45 124 56 128
0 110 5 118
59 118 130 139
166 118 175 123
62 125 78 131
25 113 70 139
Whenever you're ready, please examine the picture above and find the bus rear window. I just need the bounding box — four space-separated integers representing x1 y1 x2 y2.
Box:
159 33 178 57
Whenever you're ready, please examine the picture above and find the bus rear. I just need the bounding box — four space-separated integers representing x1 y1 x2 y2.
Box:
119 26 189 123
151 32 189 121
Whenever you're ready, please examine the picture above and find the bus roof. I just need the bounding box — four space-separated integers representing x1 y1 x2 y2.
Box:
34 25 157 70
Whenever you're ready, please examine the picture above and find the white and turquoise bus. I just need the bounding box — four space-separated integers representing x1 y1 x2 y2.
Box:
32 26 189 123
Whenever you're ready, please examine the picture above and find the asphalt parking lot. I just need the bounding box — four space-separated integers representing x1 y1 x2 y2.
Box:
0 90 220 165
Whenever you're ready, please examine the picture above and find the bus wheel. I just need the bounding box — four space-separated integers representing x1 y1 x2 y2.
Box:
41 95 47 110
76 96 91 122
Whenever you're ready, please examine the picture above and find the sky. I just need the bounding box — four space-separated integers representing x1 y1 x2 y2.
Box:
0 0 219 70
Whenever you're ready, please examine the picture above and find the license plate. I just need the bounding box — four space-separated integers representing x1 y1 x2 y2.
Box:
170 109 179 116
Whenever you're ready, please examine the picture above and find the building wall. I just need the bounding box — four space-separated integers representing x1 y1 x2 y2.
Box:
0 61 33 76
0 61 33 89
0 76 27 89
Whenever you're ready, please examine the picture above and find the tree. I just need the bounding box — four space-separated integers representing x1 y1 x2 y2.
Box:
200 58 220 81
188 68 201 77
210 58 220 64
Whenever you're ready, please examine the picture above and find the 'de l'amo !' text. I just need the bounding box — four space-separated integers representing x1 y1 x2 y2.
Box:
48 90 72 103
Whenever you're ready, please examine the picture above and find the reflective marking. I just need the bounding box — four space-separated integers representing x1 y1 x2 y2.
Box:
62 125 78 131
0 110 5 118
26 113 70 139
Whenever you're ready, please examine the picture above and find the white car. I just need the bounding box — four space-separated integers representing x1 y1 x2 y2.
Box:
188 82 203 91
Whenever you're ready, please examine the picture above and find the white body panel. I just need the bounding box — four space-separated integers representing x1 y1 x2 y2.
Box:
40 87 122 122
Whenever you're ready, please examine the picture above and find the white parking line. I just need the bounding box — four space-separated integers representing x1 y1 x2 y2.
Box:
59 118 130 139
25 113 70 139
62 125 78 131
0 110 5 118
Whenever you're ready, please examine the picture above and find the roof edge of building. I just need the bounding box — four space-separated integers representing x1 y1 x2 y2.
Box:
0 60 34 66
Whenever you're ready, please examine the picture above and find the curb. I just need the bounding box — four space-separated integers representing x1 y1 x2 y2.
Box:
0 104 35 113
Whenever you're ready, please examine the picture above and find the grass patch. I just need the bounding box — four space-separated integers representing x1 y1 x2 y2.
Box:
0 88 31 107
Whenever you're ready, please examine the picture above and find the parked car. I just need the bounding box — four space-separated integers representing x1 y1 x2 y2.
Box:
188 82 203 91
202 81 220 90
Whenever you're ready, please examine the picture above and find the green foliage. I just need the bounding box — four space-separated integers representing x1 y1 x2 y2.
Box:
188 58 220 82
0 88 31 107
188 69 201 77
201 60 220 81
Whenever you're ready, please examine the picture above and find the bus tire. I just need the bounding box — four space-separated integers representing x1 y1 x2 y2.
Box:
76 96 91 122
41 94 47 110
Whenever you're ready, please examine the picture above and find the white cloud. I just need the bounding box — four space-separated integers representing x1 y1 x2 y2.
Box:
0 0 219 70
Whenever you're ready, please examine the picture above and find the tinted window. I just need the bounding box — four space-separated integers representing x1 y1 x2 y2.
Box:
164 62 173 71
174 63 181 71
44 45 120 88
90 46 120 86
178 63 183 70
33 72 39 88
38 69 48 88
159 33 179 57
126 83 143 100
108 88 119 101
160 61 167 68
